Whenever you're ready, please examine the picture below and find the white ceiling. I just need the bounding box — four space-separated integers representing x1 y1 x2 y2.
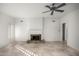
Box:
0 3 79 19
0 3 50 18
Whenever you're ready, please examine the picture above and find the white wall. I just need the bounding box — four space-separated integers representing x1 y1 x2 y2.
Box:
60 6 79 49
67 11 79 49
15 18 28 41
0 13 15 48
15 17 60 41
15 17 43 41
44 17 60 41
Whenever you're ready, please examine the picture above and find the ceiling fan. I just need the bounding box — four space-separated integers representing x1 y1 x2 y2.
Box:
42 3 66 15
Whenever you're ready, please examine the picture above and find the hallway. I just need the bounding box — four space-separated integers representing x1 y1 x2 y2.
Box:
0 41 79 56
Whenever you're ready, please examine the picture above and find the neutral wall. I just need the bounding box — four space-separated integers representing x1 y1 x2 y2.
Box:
60 8 79 49
44 17 60 41
15 17 43 41
67 11 79 49
0 13 15 48
15 17 60 41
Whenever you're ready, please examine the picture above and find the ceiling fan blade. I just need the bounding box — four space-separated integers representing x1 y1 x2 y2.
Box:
45 5 51 9
51 11 54 15
55 10 64 12
56 3 66 9
42 10 50 13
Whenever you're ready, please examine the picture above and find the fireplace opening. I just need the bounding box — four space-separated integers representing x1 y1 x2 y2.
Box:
31 34 41 41
26 34 45 43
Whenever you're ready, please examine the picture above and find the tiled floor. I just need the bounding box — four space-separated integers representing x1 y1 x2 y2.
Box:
0 41 79 56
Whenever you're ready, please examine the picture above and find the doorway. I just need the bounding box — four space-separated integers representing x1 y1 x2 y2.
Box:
62 23 66 42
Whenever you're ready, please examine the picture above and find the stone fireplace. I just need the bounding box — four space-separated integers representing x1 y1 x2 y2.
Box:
31 34 41 41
